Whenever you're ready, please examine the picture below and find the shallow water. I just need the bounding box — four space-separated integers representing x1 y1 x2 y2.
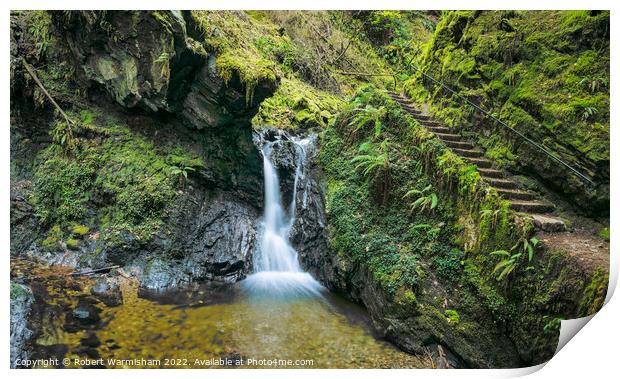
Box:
12 259 428 369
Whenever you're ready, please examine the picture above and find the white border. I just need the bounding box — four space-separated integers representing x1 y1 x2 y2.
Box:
2 1 618 378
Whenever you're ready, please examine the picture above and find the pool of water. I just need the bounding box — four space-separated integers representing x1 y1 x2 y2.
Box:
12 259 429 368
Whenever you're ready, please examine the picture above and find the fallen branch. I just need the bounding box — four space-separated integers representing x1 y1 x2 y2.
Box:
115 267 131 279
71 265 120 276
21 58 74 126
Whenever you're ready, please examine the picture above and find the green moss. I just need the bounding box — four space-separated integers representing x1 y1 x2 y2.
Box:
42 235 60 250
216 50 277 105
598 227 610 241
41 224 63 250
32 111 201 244
253 77 343 129
71 224 90 237
66 238 80 250
578 268 608 316
445 309 460 324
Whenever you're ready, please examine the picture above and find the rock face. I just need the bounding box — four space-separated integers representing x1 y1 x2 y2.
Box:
138 194 259 290
53 11 201 113
10 11 277 291
10 282 34 368
52 11 278 129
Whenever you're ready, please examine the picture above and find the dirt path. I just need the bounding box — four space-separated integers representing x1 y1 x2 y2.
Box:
537 229 610 272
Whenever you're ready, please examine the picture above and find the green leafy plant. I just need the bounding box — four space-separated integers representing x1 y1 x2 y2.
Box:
50 121 75 153
351 139 392 204
580 106 598 121
480 208 503 228
347 104 386 140
445 309 460 324
491 236 540 280
543 316 563 333
403 184 439 214
169 165 195 190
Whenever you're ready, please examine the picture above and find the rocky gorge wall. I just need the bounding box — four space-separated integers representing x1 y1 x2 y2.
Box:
10 10 278 290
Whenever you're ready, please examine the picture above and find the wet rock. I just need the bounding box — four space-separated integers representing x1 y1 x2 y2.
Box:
52 11 202 113
90 276 123 307
10 282 34 368
139 194 258 291
80 332 102 348
65 298 102 330
180 54 278 130
10 181 41 256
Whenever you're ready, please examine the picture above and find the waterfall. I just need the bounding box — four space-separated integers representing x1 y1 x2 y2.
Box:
242 132 323 298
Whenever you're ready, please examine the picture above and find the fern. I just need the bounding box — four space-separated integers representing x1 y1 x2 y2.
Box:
403 184 439 214
351 139 392 204
347 104 386 140
491 236 540 280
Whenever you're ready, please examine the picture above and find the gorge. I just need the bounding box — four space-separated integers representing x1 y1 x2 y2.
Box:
10 10 610 369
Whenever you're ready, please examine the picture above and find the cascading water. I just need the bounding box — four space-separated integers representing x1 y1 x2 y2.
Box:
242 133 324 298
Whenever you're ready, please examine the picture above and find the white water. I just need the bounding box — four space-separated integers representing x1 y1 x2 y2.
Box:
242 135 324 299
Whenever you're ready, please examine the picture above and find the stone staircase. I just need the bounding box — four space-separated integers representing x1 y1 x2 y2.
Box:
388 91 566 232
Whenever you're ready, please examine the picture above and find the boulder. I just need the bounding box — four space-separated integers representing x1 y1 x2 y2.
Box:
10 282 34 368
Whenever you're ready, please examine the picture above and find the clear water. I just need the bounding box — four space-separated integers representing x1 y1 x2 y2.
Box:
10 134 428 368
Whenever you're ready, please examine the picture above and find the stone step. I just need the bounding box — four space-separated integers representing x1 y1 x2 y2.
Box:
530 214 566 232
443 140 474 149
434 133 461 142
484 177 518 189
429 126 452 134
510 201 555 214
412 114 431 122
419 120 439 127
495 188 536 201
466 157 494 168
452 148 483 158
401 104 421 114
477 168 504 179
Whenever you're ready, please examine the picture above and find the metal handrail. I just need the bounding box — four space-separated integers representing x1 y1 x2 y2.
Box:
405 61 595 187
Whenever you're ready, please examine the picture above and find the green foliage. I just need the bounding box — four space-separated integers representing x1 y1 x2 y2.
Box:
25 11 54 59
49 121 76 154
598 227 610 241
32 113 202 242
490 236 539 281
404 184 439 214
578 268 608 316
320 86 464 302
432 248 464 281
33 148 96 225
347 104 386 140
351 139 392 204
543 317 563 333
444 309 460 324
